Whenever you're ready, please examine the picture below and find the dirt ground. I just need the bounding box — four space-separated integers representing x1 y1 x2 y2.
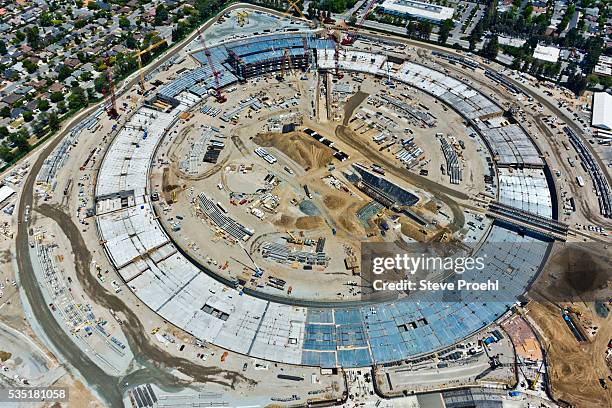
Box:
323 194 347 210
253 131 335 170
295 215 325 230
44 377 106 408
343 90 369 125
526 301 612 408
162 167 183 203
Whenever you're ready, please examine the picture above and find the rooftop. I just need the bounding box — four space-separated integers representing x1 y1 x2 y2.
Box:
592 92 612 131
378 0 455 22
533 44 561 63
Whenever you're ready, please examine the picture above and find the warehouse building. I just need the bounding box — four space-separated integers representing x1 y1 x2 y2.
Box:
377 0 454 24
591 92 612 131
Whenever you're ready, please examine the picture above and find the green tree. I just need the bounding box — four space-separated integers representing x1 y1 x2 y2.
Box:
583 36 604 74
37 99 50 111
50 91 64 103
15 31 25 43
9 129 30 153
31 118 46 136
565 73 587 96
119 16 130 29
48 112 60 131
154 4 169 25
94 75 109 94
523 2 534 20
40 11 54 26
438 19 454 44
75 18 87 29
468 20 485 51
418 21 433 39
558 3 576 32
68 86 88 110
76 51 88 64
125 34 137 49
0 40 6 55
0 126 8 138
0 145 14 162
80 71 93 81
22 111 34 122
23 59 37 74
0 106 10 118
26 26 41 49
57 64 72 81
482 36 499 60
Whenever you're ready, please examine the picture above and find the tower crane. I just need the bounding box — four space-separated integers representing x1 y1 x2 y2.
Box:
341 0 379 46
197 27 226 103
285 0 316 28
327 31 344 79
277 48 296 81
334 39 344 78
133 39 167 94
285 0 307 20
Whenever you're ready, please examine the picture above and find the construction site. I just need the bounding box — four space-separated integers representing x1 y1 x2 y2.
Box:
8 3 611 407
97 8 559 363
148 57 482 300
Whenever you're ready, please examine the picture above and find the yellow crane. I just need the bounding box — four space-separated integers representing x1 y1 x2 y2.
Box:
286 230 304 245
530 360 546 390
133 39 167 94
236 11 249 26
285 0 306 19
284 0 315 27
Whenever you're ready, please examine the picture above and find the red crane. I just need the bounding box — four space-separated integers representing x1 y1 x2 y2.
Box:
198 28 226 103
333 37 344 79
104 57 118 118
341 0 379 46
326 31 345 79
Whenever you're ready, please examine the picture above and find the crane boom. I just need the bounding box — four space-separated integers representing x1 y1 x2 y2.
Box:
134 39 167 94
197 28 226 103
328 32 344 79
342 0 379 46
334 38 343 78
285 0 307 20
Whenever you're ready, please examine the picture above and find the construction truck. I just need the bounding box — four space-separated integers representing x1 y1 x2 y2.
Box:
286 231 314 246
286 230 304 245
